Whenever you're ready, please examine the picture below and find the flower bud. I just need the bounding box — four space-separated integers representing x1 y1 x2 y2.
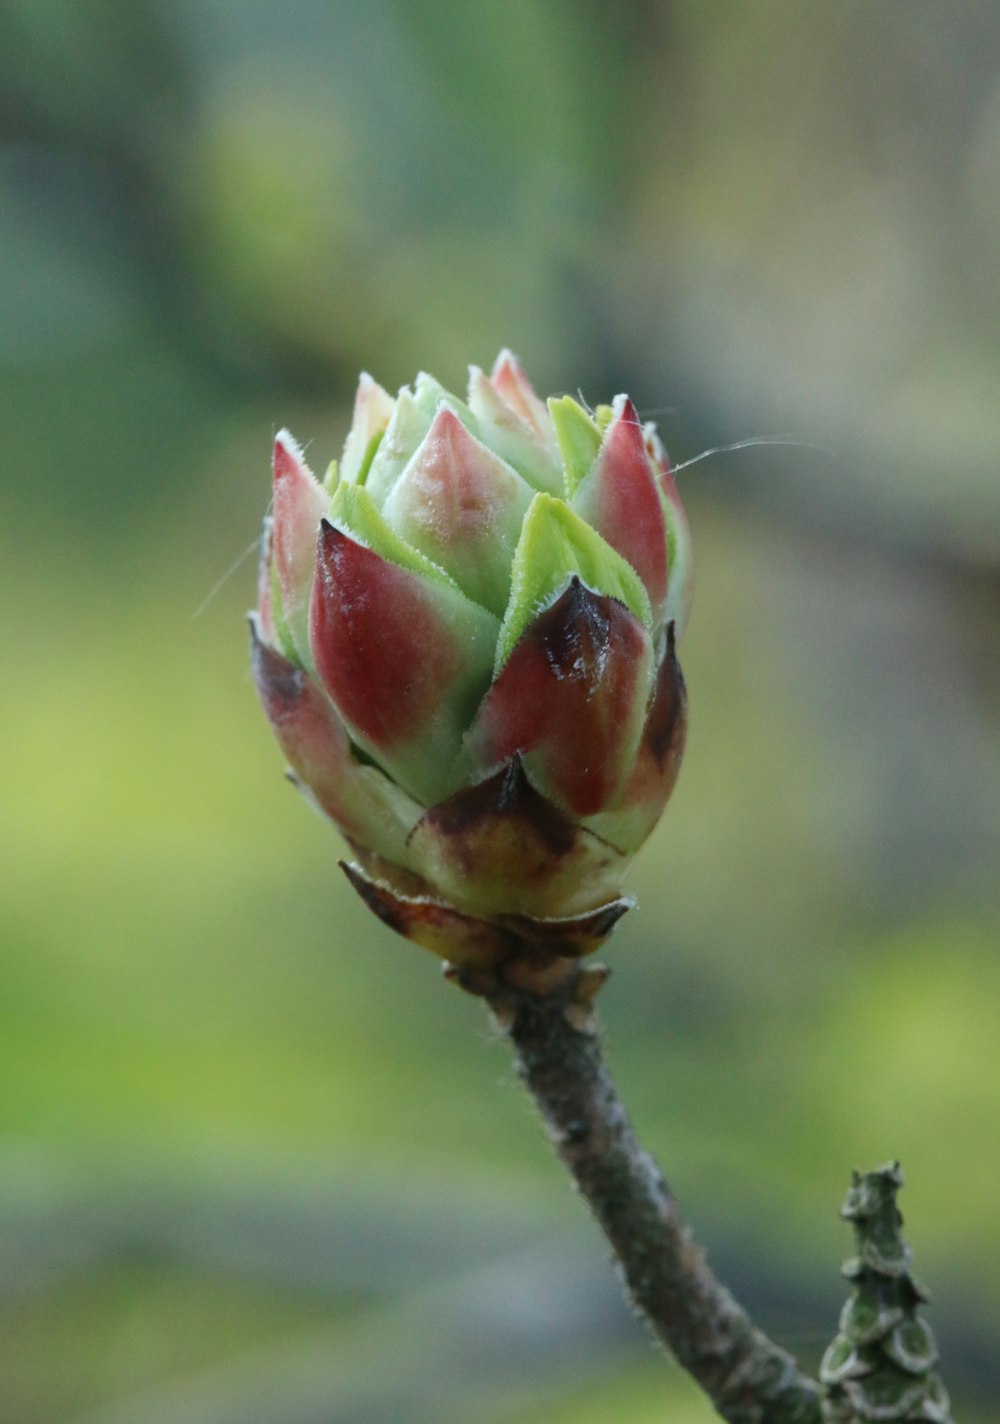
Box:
251 352 691 970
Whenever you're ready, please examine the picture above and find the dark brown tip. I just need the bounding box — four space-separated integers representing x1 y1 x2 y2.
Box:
338 860 516 969
249 617 306 709
646 621 687 768
419 756 577 859
497 896 633 958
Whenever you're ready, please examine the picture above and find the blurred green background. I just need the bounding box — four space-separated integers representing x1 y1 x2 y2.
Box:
1 2 998 1420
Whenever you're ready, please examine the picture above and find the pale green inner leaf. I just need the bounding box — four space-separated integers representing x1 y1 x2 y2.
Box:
329 481 461 592
363 391 436 505
267 558 301 665
548 394 602 497
496 493 652 670
353 431 383 487
413 372 477 430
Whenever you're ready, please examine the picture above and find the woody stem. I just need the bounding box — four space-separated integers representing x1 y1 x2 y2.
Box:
484 965 822 1424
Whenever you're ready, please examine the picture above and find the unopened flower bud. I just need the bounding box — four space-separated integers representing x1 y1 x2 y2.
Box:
251 352 691 970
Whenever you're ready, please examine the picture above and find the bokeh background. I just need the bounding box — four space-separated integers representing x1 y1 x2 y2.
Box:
2 2 998 1420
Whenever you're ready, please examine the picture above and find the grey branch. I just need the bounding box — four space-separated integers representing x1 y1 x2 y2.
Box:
485 969 823 1424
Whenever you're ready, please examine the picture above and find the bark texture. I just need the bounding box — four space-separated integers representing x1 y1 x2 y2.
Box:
484 969 823 1424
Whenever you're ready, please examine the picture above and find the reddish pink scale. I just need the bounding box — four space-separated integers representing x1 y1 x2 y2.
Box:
405 409 500 543
311 523 459 751
490 352 547 433
473 582 648 817
272 436 323 599
595 399 668 613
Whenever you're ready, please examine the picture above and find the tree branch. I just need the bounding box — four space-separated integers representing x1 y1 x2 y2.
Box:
483 966 823 1424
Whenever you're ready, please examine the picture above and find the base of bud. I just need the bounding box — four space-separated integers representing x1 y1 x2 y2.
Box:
339 857 629 997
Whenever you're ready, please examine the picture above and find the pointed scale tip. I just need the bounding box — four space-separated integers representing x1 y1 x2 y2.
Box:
315 515 351 574
489 351 550 431
316 514 343 556
609 393 640 429
426 402 466 440
350 371 386 415
490 347 519 378
466 363 486 402
273 428 310 484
